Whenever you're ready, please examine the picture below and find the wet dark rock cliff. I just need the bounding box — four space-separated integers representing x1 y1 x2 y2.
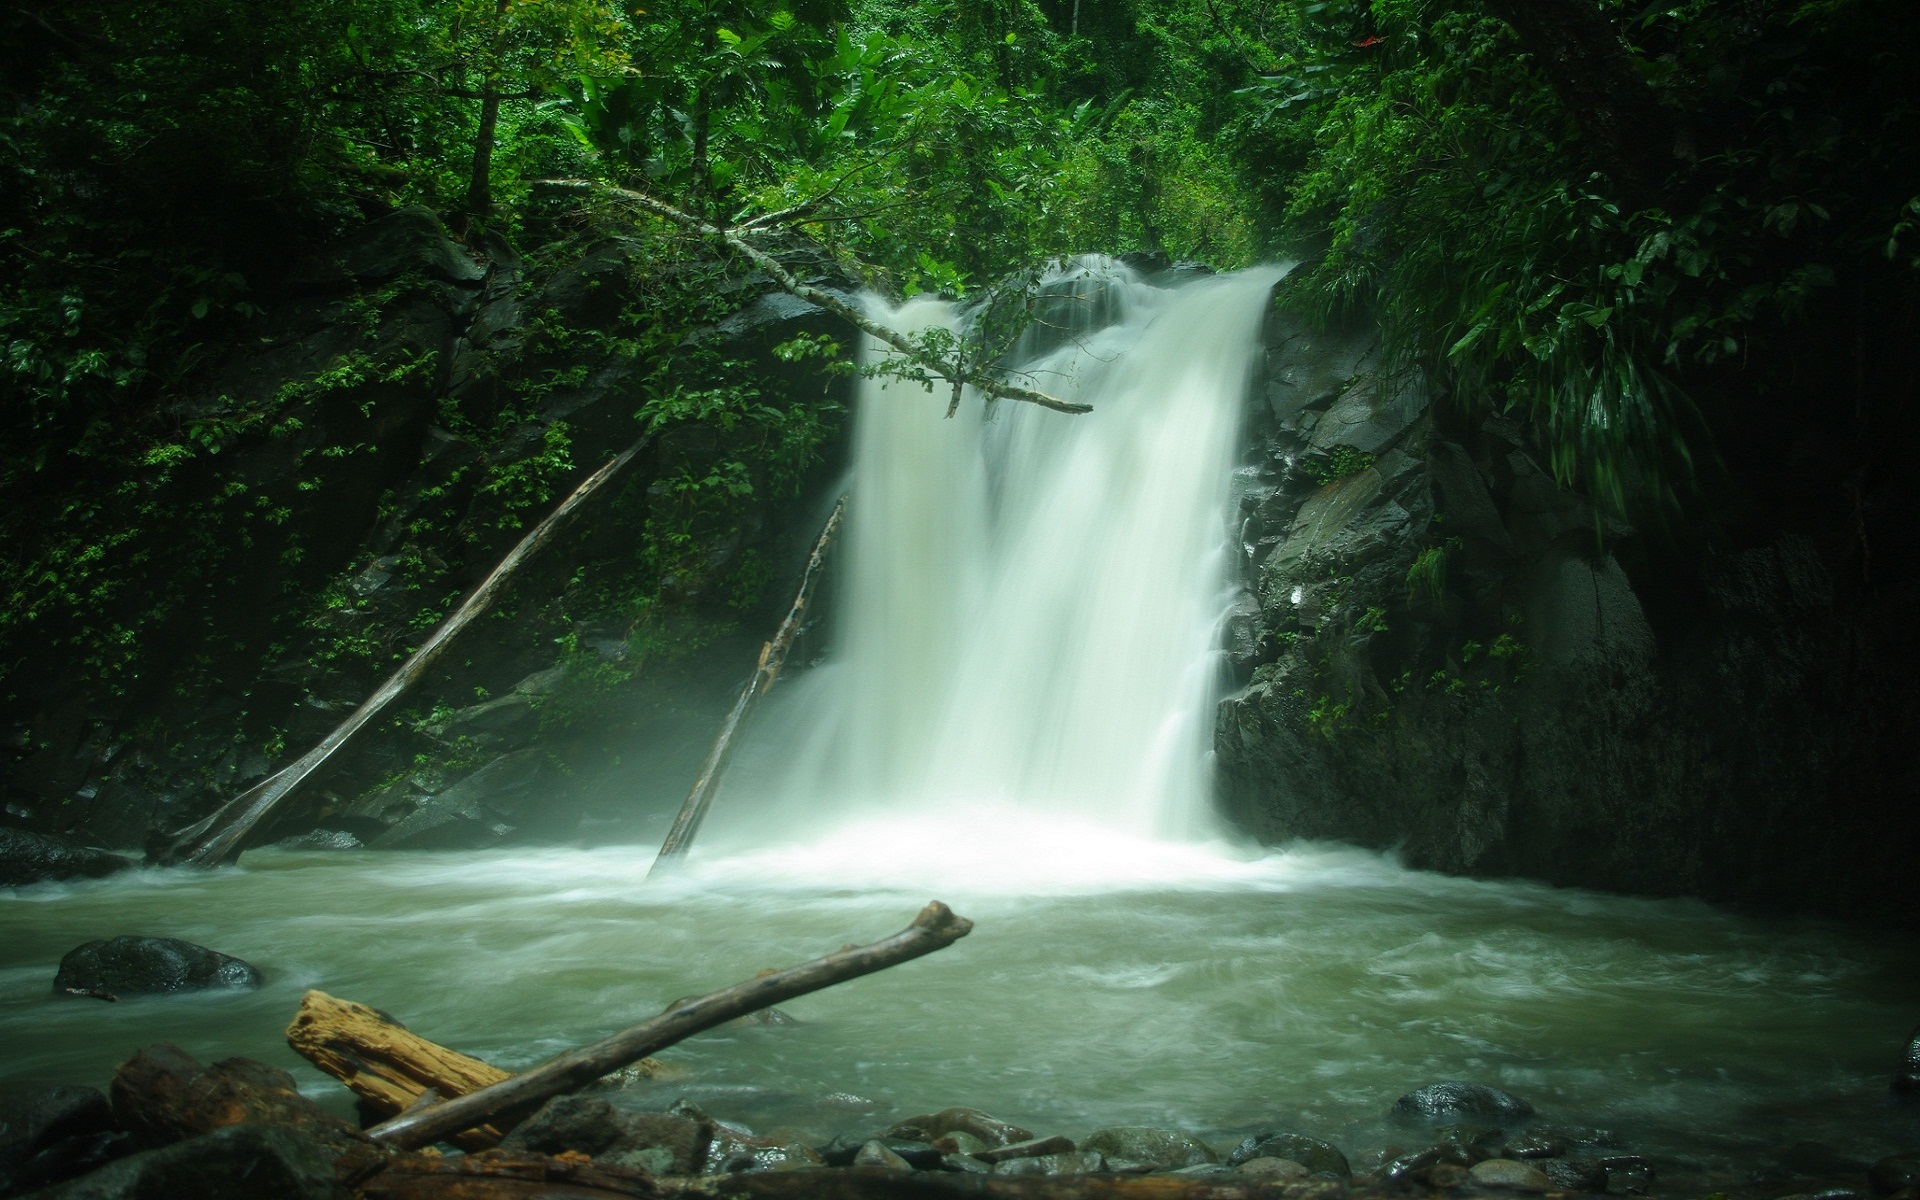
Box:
1215 303 1920 925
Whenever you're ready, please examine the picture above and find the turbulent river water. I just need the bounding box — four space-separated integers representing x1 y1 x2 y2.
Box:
2 261 1916 1185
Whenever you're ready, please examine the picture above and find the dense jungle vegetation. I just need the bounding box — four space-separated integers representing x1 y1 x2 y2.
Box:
2 0 1916 832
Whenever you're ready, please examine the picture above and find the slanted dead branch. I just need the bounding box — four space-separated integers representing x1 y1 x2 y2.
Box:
156 438 651 869
651 493 847 874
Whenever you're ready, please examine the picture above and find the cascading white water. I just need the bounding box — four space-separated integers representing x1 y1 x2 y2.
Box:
702 258 1288 874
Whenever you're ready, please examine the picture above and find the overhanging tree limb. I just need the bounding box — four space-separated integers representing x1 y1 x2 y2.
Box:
536 178 1091 416
155 437 651 869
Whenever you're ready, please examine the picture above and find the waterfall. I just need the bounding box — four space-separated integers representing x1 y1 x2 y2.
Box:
701 258 1286 875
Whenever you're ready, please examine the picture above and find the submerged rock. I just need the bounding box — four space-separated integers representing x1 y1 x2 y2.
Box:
1539 1156 1607 1192
884 1108 1032 1149
1077 1127 1216 1171
1226 1131 1349 1176
504 1096 713 1174
0 828 133 888
55 937 262 996
1234 1157 1312 1182
1393 1082 1534 1122
992 1150 1106 1176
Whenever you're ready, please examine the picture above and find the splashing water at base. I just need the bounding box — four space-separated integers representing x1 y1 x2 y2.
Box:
703 258 1286 863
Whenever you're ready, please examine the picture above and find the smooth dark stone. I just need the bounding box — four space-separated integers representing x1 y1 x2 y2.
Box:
1895 1026 1920 1099
0 828 133 888
54 937 262 996
1 1084 117 1194
1871 1155 1920 1193
500 1095 626 1156
11 1130 137 1194
1393 1082 1535 1122
884 1108 1032 1150
1227 1131 1350 1176
1540 1155 1607 1192
1603 1154 1656 1195
24 1123 333 1200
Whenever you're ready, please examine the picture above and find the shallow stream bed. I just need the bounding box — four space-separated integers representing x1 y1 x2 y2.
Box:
4 824 1917 1193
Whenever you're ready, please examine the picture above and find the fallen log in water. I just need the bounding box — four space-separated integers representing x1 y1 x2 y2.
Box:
650 492 847 873
286 990 681 1151
363 901 973 1150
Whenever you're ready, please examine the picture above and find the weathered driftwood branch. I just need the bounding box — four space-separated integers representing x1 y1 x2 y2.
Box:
365 901 974 1151
650 493 847 874
157 437 651 868
537 179 1090 416
286 990 513 1149
286 989 678 1151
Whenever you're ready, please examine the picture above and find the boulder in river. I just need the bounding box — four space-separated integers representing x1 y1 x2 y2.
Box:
1226 1130 1350 1176
884 1107 1033 1149
1393 1081 1535 1122
0 828 133 887
55 937 262 997
1893 1025 1920 1099
1077 1127 1217 1171
1870 1153 1920 1193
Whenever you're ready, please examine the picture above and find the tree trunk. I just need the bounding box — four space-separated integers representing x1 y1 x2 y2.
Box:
365 902 973 1150
464 88 503 222
650 493 846 873
155 436 651 868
